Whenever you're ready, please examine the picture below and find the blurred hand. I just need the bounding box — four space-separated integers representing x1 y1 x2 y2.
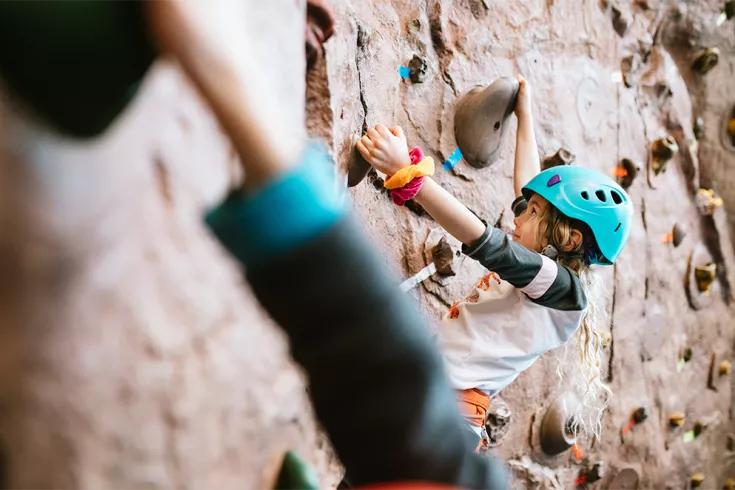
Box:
145 0 301 189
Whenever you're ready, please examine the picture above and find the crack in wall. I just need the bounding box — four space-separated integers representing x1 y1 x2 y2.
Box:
355 22 370 136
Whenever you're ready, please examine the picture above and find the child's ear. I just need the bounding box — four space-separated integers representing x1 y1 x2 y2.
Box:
565 229 584 252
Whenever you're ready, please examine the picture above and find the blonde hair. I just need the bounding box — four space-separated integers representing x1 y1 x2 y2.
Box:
534 202 611 441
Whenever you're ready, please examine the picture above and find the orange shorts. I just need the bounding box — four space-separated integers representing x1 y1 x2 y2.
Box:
457 389 491 454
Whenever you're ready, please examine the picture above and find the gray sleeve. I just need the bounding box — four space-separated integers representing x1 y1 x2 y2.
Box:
462 226 587 311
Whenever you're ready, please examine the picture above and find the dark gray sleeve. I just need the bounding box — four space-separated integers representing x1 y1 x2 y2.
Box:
240 217 507 489
463 226 587 311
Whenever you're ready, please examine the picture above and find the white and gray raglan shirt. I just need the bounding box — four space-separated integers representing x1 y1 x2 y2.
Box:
437 197 588 394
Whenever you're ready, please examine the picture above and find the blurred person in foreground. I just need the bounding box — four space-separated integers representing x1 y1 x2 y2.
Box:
145 2 507 489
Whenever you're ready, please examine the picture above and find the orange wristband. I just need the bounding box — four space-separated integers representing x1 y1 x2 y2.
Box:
384 157 435 189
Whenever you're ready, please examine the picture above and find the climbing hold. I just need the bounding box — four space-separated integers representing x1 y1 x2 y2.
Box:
727 434 735 451
306 0 335 71
607 468 640 490
677 347 693 373
432 237 456 277
407 18 422 34
724 479 735 490
601 331 612 349
540 392 579 455
587 462 605 481
611 6 630 37
669 412 686 428
726 0 735 19
614 158 638 189
575 461 605 487
571 442 584 462
442 147 464 172
682 347 693 362
542 148 576 170
708 351 718 391
651 136 679 175
620 54 640 88
692 48 720 75
719 360 732 376
694 117 705 140
696 189 724 216
662 223 686 247
348 139 372 187
694 263 717 295
485 398 512 447
691 473 705 488
274 451 320 490
673 223 686 247
407 55 428 83
727 115 735 146
453 76 519 169
621 407 647 439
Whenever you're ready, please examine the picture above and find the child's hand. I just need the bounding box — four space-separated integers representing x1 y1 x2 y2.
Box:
356 124 412 177
514 75 533 119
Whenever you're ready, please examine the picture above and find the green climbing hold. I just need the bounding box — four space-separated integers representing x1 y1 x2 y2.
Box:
0 1 155 138
274 451 320 490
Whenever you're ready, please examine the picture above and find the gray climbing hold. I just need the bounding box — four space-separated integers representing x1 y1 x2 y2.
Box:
453 76 519 169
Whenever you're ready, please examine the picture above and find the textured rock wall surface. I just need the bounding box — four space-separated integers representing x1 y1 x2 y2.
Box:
312 0 735 488
0 0 733 489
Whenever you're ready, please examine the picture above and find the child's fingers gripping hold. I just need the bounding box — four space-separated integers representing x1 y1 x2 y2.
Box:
389 126 406 140
375 123 393 139
514 74 532 118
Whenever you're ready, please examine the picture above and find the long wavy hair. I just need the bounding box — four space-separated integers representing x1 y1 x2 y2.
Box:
533 202 611 441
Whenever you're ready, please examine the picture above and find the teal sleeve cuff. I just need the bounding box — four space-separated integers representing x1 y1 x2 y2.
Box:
205 143 345 266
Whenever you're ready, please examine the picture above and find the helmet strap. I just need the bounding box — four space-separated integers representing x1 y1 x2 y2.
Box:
541 244 587 263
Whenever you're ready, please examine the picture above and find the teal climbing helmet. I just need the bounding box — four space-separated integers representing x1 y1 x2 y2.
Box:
522 166 633 265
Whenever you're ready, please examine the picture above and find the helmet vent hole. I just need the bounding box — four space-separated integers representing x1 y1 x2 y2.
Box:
614 222 621 232
595 190 607 202
611 190 623 204
581 191 590 200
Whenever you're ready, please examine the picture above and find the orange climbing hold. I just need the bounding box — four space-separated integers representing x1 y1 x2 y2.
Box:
611 167 628 177
572 442 584 461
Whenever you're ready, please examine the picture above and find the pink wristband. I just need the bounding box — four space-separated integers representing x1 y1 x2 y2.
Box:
391 147 425 206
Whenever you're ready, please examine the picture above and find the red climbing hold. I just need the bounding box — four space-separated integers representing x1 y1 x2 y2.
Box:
306 0 335 71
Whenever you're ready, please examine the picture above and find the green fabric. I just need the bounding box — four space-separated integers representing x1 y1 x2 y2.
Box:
0 1 155 137
274 452 320 490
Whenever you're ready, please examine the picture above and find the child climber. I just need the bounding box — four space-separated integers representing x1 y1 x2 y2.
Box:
144 2 507 489
357 76 633 451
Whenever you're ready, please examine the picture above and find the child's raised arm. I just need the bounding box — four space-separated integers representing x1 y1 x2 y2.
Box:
512 76 541 197
146 3 507 488
357 125 486 246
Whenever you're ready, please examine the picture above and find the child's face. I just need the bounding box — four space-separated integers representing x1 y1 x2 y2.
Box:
512 194 548 251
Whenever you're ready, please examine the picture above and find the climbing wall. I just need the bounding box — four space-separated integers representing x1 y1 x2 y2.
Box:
310 0 735 488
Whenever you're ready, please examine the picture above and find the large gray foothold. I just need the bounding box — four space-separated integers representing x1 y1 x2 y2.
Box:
539 392 579 456
453 76 519 169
